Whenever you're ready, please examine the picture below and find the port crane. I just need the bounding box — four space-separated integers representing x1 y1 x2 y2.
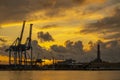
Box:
6 21 33 66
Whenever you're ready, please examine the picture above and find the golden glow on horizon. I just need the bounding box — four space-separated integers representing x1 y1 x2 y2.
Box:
0 55 62 65
0 55 9 64
42 59 63 65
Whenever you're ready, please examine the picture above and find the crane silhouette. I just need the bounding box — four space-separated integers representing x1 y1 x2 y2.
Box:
6 21 33 66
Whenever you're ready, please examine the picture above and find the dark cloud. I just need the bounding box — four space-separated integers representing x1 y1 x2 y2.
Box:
102 33 120 39
51 45 67 53
0 0 119 24
37 31 54 42
108 0 120 5
49 40 84 60
50 40 84 59
65 40 74 48
49 0 85 9
100 40 120 62
41 24 58 29
80 7 120 40
0 0 86 23
83 0 120 14
65 40 84 54
0 0 30 23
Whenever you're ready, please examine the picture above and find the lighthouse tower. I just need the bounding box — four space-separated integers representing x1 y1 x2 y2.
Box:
96 43 102 62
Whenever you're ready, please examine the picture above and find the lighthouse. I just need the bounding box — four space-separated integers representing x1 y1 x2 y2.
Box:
97 43 102 62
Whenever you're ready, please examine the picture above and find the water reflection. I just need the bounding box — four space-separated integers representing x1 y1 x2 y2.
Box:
0 71 120 80
32 71 120 80
9 71 32 80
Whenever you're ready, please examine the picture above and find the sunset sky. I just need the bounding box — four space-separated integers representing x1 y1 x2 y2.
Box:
0 0 120 62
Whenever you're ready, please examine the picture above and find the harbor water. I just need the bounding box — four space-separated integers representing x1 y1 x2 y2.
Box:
0 71 120 80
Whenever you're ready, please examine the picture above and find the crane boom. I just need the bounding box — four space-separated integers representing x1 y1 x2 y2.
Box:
29 24 33 40
19 21 26 44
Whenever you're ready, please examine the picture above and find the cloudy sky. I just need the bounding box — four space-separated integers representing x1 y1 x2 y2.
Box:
0 0 120 62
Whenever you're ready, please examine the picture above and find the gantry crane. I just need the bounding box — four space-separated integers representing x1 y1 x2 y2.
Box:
6 21 33 66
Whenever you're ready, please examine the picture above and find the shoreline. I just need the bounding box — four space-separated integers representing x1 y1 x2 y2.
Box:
0 64 120 71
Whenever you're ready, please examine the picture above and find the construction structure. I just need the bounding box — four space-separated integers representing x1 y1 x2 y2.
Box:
6 21 33 66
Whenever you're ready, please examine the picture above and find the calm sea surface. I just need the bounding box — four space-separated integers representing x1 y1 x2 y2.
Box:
0 71 120 80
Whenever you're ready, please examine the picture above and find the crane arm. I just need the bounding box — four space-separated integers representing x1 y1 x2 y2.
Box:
19 21 26 45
